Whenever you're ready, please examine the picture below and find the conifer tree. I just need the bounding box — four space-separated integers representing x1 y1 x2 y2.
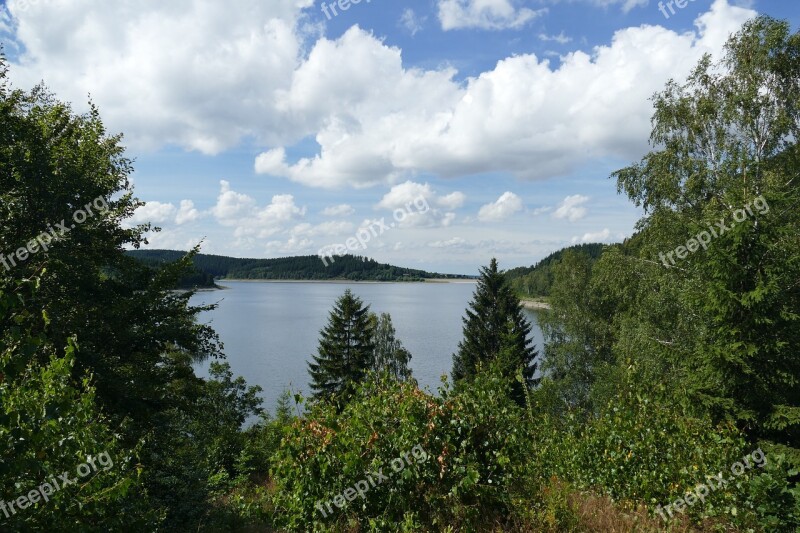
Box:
308 289 374 404
452 258 538 405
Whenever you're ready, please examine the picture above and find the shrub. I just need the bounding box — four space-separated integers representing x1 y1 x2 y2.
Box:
270 367 536 531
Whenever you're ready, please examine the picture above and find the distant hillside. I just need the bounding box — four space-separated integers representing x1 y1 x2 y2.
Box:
127 250 472 284
505 243 606 299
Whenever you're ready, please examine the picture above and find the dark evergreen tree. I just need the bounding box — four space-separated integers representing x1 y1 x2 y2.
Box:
452 258 538 405
308 289 374 404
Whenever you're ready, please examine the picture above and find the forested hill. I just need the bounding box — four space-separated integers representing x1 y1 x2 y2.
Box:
127 249 472 283
505 243 606 298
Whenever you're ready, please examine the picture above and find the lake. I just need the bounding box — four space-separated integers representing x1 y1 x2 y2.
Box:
191 281 544 413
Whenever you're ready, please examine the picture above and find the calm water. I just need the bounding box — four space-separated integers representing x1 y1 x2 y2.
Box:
191 281 544 413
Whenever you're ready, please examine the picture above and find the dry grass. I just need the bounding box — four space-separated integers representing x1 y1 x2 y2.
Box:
509 481 743 533
567 491 697 532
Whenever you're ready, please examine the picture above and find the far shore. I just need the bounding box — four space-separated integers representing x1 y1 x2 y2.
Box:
520 298 551 311
217 278 477 285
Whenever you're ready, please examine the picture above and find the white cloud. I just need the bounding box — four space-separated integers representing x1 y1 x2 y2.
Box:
478 192 523 222
621 0 648 11
553 195 589 222
377 181 435 210
291 220 354 237
539 31 572 44
259 195 307 225
211 180 306 240
211 181 257 224
376 181 461 227
437 191 467 210
254 1 755 188
399 8 424 35
552 0 650 12
572 228 611 243
130 201 177 224
138 230 206 252
5 0 313 154
438 0 546 30
254 148 289 176
322 204 355 217
264 235 314 255
428 237 469 248
175 200 202 225
6 0 757 188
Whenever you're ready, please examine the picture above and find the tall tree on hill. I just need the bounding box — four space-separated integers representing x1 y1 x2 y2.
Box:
452 258 538 405
308 289 374 404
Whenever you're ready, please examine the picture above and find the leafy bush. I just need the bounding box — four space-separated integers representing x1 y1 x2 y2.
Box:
0 279 159 531
530 369 800 530
270 367 535 531
536 384 744 507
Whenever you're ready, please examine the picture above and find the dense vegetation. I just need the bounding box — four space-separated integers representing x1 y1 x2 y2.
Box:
1 15 799 533
0 57 261 531
308 289 414 408
505 243 605 299
128 249 471 283
452 258 538 406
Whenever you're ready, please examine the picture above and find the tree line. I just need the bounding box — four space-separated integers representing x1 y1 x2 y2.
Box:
504 243 604 299
128 249 473 284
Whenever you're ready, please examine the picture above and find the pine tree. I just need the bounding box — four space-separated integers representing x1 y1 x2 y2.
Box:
452 258 538 405
368 312 414 382
308 289 374 404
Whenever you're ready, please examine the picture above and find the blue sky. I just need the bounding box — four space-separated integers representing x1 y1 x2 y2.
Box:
1 0 797 274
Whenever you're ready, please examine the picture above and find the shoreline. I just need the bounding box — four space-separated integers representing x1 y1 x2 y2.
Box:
218 278 476 285
520 298 551 310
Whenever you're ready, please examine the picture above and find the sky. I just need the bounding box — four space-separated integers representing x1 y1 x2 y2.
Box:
1 0 797 275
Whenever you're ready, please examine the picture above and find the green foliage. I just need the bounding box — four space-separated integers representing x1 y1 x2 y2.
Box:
0 57 266 529
1 14 798 533
0 279 159 531
529 370 800 530
607 15 800 446
735 451 800 530
271 368 535 531
139 360 263 531
308 289 375 405
534 368 745 507
537 249 616 410
506 243 605 298
531 16 800 531
368 312 414 382
452 258 538 406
